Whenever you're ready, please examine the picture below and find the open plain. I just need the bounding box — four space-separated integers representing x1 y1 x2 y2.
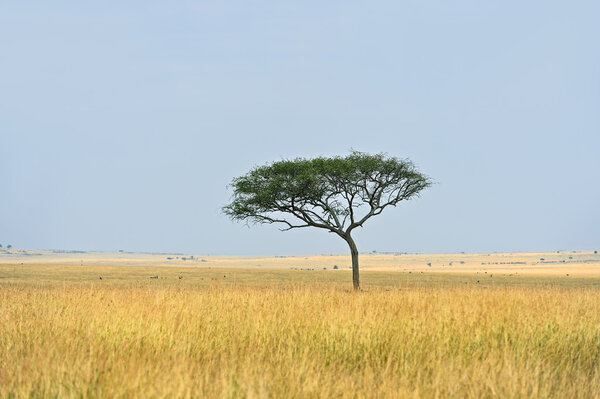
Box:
1 249 600 398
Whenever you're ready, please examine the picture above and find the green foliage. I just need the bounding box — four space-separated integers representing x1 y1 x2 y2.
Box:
223 152 432 236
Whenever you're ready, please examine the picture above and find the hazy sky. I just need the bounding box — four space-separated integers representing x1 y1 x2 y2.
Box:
2 1 599 255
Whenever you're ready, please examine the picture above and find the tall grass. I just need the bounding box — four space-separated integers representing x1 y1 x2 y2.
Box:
1 277 600 398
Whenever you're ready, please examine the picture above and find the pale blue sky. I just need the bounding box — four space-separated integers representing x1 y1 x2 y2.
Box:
1 1 599 255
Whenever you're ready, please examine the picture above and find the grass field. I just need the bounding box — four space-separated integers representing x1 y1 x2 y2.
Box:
1 254 600 398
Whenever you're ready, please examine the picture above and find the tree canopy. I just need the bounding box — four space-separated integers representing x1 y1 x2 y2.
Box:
223 152 432 289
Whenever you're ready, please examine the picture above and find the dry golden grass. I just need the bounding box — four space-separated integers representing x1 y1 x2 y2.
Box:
1 264 600 398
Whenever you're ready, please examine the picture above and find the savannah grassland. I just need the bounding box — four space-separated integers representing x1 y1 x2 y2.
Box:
1 251 600 398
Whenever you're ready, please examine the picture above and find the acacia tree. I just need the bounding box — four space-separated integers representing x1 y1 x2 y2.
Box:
223 152 431 290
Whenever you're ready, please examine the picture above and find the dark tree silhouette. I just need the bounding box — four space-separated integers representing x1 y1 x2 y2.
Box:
223 152 432 290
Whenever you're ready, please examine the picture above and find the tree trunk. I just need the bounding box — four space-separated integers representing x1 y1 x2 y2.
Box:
345 235 360 290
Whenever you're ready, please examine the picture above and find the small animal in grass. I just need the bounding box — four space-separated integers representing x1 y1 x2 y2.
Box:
150 275 158 279
178 275 183 280
99 276 102 280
